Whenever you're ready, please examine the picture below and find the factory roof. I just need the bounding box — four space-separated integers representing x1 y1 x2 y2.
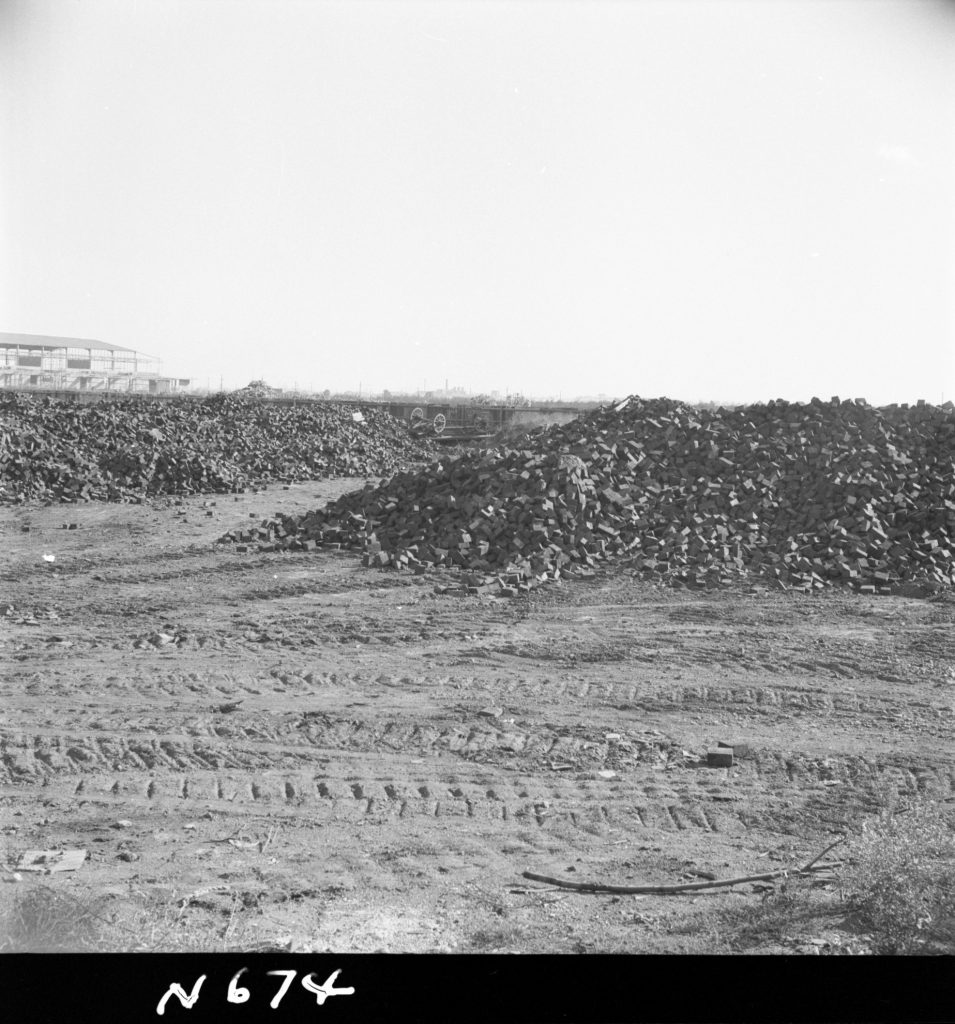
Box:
0 332 140 354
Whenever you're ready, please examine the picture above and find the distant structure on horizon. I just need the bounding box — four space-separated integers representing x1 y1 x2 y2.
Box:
0 332 190 395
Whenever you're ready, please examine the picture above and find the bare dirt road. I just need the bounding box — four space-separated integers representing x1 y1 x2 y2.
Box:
2 480 954 953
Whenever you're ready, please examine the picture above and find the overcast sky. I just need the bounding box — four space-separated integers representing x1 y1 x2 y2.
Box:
2 0 953 402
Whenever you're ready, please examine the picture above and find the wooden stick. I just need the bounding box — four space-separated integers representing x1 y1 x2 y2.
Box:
521 860 843 895
799 837 846 873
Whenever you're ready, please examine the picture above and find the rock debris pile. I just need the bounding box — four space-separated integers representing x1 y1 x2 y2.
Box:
239 395 955 593
0 393 430 502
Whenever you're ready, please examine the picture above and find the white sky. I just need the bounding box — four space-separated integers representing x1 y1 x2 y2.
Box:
2 0 953 402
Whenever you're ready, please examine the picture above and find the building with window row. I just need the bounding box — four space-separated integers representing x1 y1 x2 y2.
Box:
0 332 189 394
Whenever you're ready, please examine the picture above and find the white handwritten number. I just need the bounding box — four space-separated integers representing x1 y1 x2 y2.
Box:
301 970 356 1006
156 968 353 1014
156 975 207 1015
267 970 298 1009
227 968 251 1004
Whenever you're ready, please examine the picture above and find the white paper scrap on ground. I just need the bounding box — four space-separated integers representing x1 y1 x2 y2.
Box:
18 849 87 873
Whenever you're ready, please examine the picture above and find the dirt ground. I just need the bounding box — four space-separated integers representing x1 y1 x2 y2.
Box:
2 478 954 954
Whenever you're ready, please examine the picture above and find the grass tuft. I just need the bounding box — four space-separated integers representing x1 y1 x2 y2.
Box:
0 884 109 952
839 800 955 954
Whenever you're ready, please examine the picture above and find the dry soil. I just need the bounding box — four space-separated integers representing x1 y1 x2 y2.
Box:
2 479 954 953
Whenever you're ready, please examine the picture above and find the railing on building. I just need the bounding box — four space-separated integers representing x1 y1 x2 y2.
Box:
0 337 191 397
0 342 189 394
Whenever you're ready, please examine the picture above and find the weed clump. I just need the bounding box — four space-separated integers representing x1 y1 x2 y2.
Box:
0 884 108 952
840 801 955 954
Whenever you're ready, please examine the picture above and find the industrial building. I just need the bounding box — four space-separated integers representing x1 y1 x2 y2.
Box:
0 332 190 394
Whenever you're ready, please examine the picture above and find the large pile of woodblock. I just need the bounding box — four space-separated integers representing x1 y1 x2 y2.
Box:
242 395 955 592
0 392 431 502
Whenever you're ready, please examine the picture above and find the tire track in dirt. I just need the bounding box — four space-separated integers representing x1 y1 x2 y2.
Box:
13 665 949 714
5 722 952 841
0 758 766 837
12 716 951 798
0 720 674 775
750 748 955 797
7 658 950 779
